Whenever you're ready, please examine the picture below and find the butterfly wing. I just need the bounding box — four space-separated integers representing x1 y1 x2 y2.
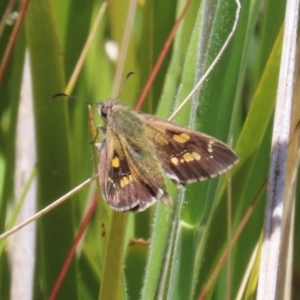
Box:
98 132 171 212
142 114 238 185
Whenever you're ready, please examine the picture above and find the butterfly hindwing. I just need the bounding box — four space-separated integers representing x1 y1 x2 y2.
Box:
142 114 239 185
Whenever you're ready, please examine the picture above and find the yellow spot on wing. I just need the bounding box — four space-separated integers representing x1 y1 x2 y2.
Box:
112 156 120 168
192 152 201 160
173 133 190 143
183 152 194 162
122 176 129 186
120 176 131 188
171 157 179 165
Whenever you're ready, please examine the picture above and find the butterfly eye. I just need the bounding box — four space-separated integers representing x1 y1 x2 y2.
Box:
100 105 108 118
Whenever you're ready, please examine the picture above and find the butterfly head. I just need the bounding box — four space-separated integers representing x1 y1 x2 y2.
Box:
98 99 120 120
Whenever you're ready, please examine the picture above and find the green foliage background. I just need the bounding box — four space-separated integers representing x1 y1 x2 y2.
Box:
0 0 299 299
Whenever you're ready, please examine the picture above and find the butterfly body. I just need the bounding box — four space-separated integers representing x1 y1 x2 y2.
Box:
97 100 238 212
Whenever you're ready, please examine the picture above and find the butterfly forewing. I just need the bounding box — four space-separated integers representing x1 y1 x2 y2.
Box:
98 108 171 212
99 140 138 211
142 114 239 185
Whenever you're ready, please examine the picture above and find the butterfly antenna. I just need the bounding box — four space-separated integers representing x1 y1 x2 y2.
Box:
113 71 135 99
52 93 95 104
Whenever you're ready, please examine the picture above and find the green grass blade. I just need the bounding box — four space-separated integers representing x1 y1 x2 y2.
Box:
24 0 78 298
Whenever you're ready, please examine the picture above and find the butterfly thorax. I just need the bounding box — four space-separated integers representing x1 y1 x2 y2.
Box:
99 99 150 150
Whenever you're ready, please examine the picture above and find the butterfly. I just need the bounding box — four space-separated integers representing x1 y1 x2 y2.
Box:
96 99 238 212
